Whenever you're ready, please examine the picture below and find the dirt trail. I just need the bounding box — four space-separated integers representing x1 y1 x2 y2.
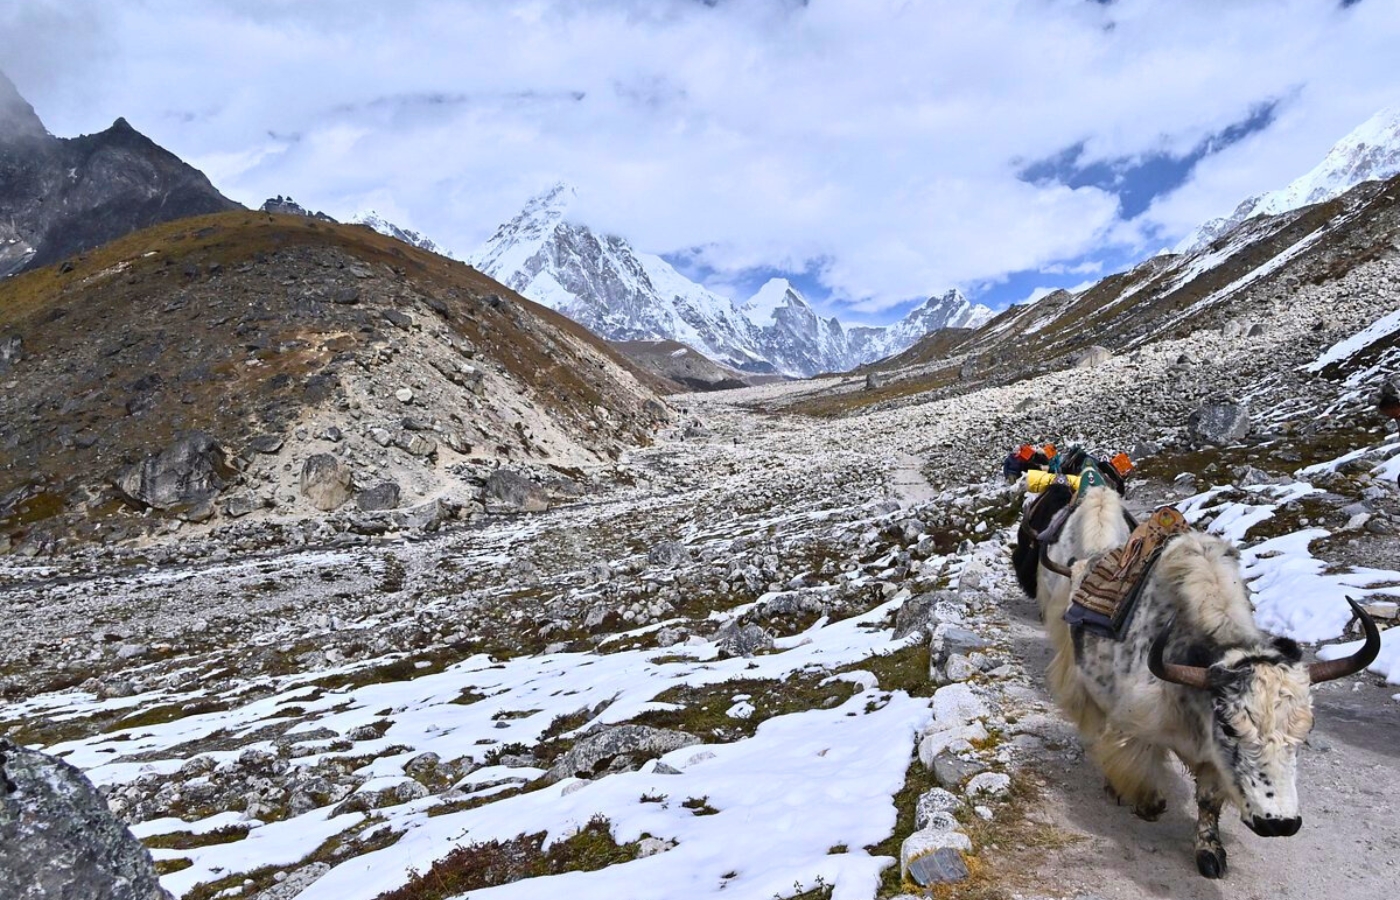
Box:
889 451 939 504
1001 583 1400 900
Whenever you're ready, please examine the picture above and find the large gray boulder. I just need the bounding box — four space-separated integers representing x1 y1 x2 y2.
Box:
543 726 699 785
0 738 173 900
300 454 352 511
1187 398 1250 446
356 481 401 512
483 469 547 513
715 621 774 658
114 431 231 511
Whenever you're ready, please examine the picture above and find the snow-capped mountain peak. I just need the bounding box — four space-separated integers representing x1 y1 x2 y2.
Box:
1179 106 1400 253
469 187 994 377
348 210 452 258
741 278 809 327
467 182 576 278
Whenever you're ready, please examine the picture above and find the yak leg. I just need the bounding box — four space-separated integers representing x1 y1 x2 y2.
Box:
1192 767 1228 879
1091 729 1169 821
1046 634 1105 739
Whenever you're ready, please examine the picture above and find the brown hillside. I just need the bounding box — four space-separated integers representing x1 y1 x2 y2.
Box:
0 212 671 550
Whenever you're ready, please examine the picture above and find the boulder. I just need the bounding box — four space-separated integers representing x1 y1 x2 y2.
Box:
223 492 262 518
1187 398 1250 446
398 499 451 532
356 481 401 511
647 540 689 568
715 621 774 658
865 372 889 390
246 434 284 454
914 788 962 831
893 592 941 640
0 739 173 900
483 469 548 513
394 432 437 458
300 454 352 511
900 827 971 886
1075 345 1111 368
114 431 231 511
931 751 988 789
542 725 699 785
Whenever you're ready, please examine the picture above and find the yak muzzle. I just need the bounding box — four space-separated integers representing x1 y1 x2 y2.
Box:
1247 815 1302 837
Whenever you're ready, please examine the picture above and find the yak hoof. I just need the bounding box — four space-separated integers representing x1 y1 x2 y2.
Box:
1103 781 1124 806
1195 846 1227 879
1133 796 1167 822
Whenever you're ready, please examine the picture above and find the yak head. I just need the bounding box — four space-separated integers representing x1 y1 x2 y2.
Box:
1151 599 1380 837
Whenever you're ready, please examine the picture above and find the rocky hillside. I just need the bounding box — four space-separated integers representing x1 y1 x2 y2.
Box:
0 211 672 556
466 184 992 377
0 71 239 279
840 171 1400 413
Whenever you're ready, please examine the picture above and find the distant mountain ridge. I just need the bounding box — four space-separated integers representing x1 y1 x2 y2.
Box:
1179 106 1400 253
0 70 239 277
467 184 992 377
349 210 453 258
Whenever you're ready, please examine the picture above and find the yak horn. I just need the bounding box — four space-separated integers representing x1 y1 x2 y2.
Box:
1039 542 1074 578
1308 597 1382 683
1149 619 1211 690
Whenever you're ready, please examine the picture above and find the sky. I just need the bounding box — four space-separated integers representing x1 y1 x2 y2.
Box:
2 0 1398 325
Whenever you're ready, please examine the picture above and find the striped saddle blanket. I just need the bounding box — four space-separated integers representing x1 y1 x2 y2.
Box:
1066 505 1191 638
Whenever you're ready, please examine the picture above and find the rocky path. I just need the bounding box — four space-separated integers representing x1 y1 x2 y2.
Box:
998 554 1400 900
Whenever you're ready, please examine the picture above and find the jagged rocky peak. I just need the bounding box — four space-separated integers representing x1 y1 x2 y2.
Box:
470 181 576 274
260 195 336 221
903 289 994 332
0 73 238 277
0 70 48 142
1180 106 1400 253
349 209 452 258
742 278 812 326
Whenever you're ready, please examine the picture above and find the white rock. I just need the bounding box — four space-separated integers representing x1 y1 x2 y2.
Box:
966 772 1011 798
899 826 971 882
395 388 414 403
931 682 989 725
917 721 987 769
943 654 979 682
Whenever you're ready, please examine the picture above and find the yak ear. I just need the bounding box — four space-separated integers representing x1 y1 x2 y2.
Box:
1272 636 1303 662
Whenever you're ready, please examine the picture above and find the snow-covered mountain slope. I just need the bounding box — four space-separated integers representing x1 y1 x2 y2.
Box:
349 210 452 258
468 185 992 378
1180 107 1400 253
855 169 1400 405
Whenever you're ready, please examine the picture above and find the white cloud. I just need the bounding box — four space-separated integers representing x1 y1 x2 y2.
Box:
2 0 1398 314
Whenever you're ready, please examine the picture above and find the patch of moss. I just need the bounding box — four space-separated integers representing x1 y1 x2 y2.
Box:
836 643 933 698
108 699 231 733
632 671 856 744
154 858 193 876
372 816 638 900
143 824 250 850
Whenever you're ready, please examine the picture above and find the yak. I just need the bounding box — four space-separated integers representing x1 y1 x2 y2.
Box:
1041 486 1381 878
